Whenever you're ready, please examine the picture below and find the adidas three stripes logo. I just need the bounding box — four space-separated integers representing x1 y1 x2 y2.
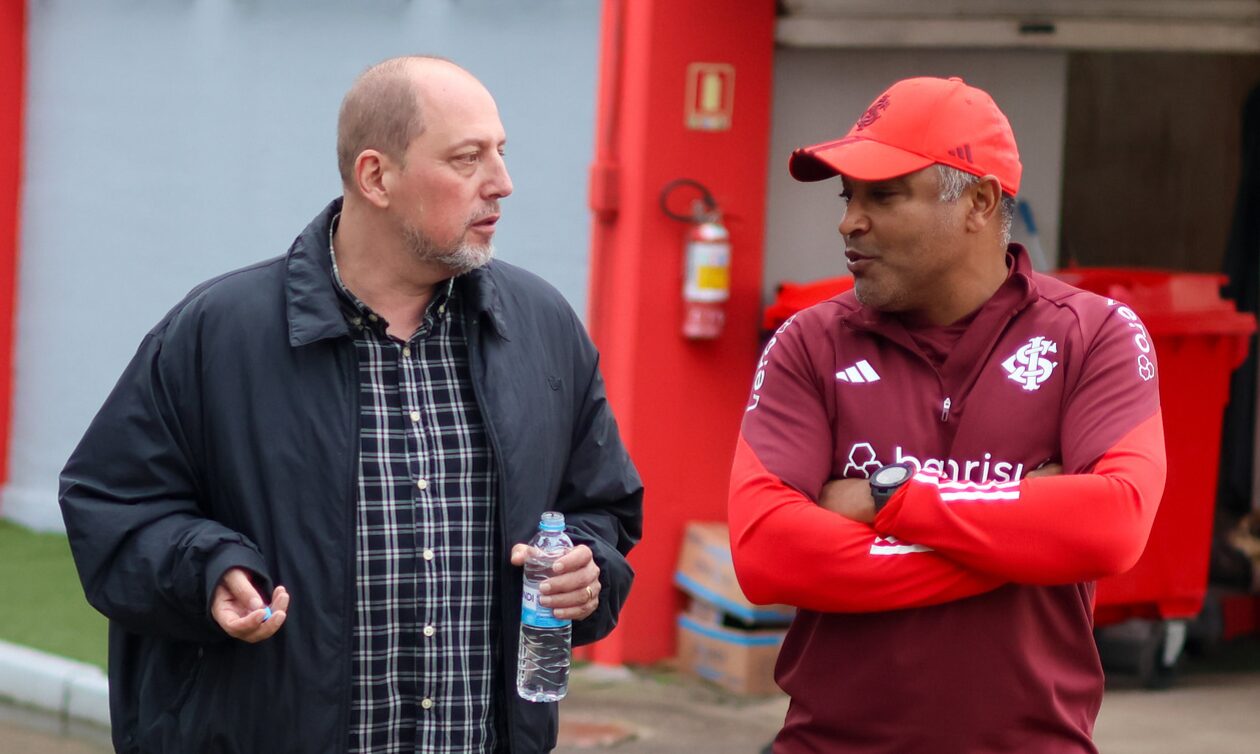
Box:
836 360 881 384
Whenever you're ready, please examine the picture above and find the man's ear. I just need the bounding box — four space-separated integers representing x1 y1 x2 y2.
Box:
965 175 1003 233
353 150 392 209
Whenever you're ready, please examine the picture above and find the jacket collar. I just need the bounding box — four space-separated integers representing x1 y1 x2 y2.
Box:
285 197 510 346
457 263 512 341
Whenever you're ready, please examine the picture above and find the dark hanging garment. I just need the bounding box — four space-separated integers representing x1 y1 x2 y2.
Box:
1218 83 1260 516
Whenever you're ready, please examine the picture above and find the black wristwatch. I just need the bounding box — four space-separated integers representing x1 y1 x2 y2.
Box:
870 462 916 514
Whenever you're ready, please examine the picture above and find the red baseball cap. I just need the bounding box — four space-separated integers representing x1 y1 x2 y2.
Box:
788 76 1022 196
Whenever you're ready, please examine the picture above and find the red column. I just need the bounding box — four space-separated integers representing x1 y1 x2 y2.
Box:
0 0 25 494
587 0 777 663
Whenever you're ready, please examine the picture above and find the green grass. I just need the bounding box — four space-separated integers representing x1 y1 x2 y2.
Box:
0 520 108 669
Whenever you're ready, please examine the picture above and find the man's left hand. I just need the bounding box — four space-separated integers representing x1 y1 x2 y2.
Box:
819 478 876 524
510 543 601 621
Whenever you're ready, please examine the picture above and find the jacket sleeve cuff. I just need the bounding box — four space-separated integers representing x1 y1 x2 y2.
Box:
202 543 273 623
565 529 634 647
873 482 914 534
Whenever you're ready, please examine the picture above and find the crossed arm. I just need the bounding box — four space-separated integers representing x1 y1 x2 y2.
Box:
729 412 1165 614
728 313 1166 614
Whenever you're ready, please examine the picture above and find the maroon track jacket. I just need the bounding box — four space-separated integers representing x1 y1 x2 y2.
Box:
729 248 1167 753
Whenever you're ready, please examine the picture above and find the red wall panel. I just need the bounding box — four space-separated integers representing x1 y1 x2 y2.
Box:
0 0 26 492
587 0 777 663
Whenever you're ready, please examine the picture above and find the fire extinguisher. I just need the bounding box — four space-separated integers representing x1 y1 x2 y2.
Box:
661 179 730 340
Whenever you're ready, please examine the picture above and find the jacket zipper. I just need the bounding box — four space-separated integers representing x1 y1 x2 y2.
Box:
339 338 361 752
463 311 520 754
873 329 956 426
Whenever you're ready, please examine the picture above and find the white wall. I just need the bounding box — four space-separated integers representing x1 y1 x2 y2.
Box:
763 47 1068 301
5 0 601 530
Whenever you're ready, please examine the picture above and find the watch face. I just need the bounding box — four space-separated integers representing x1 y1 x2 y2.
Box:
872 463 913 487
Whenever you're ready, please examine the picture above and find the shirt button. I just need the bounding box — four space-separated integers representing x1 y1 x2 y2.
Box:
409 410 421 423
350 316 362 327
416 479 428 491
368 314 379 322
420 698 434 710
422 549 434 561
402 346 412 358
423 625 436 638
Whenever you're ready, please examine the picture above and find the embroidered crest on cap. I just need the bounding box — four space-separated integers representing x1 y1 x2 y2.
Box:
1002 336 1059 391
855 95 890 131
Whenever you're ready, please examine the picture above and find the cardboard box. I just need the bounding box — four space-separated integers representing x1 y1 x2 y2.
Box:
676 610 786 696
674 522 795 625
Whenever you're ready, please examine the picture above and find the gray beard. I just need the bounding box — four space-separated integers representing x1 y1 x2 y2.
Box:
401 225 495 276
852 275 909 314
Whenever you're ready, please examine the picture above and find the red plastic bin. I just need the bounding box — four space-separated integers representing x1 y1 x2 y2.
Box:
762 276 854 332
1052 268 1256 625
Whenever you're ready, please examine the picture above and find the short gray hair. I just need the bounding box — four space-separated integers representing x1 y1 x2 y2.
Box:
935 165 1016 246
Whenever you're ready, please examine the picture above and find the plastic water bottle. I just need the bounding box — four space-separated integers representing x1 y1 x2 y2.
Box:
517 511 574 702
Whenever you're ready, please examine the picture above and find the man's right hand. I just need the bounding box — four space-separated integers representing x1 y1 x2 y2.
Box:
211 567 289 643
1026 463 1063 479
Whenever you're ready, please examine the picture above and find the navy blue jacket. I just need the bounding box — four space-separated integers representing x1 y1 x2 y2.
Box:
59 199 643 753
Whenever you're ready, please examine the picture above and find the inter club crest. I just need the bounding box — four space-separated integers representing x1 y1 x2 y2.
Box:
855 95 890 131
1002 336 1059 392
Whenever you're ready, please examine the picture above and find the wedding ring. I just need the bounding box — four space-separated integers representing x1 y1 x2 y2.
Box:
585 585 594 601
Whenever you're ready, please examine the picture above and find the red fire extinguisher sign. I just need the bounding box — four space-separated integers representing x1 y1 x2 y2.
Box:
685 62 734 132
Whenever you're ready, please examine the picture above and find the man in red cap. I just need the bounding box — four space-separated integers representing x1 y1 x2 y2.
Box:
729 77 1167 752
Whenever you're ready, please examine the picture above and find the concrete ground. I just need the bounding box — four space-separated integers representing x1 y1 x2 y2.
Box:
552 651 1260 754
5 640 1260 753
0 702 111 754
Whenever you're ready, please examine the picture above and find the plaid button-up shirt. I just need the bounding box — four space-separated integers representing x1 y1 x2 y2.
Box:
331 222 505 753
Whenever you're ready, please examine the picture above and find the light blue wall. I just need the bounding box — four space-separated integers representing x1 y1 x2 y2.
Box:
5 0 602 530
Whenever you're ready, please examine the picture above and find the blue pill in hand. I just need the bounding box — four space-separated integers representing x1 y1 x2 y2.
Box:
262 606 273 622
